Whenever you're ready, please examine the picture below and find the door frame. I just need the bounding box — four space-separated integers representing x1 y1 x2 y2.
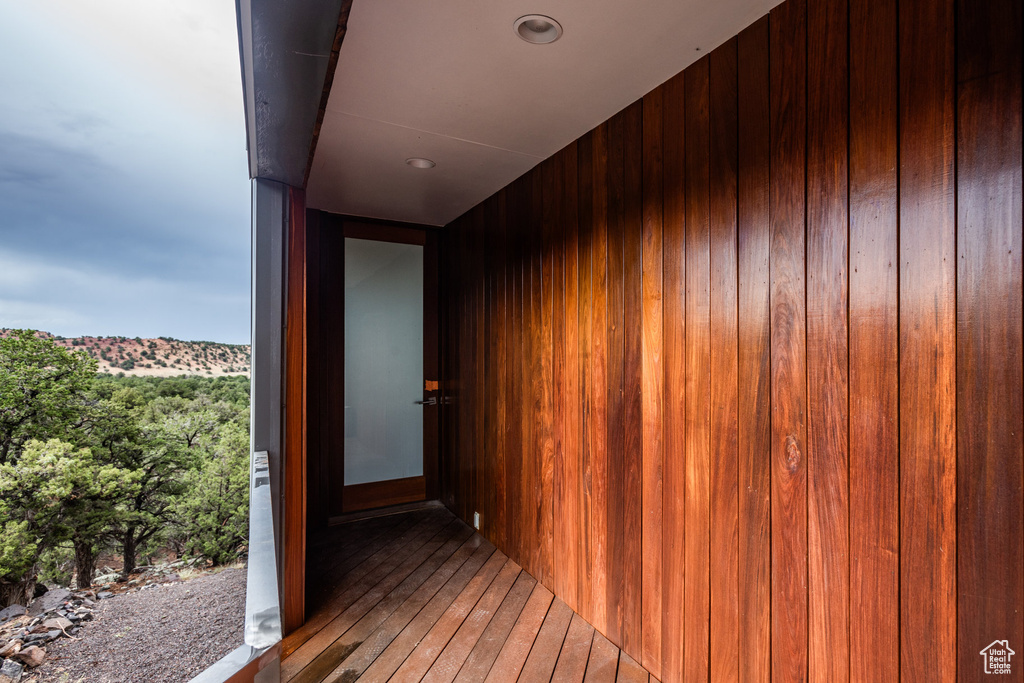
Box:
333 217 440 515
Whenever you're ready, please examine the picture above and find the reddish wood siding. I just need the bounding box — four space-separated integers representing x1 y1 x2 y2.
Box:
956 0 1024 679
849 0 899 678
735 17 771 683
284 187 308 634
437 0 1023 679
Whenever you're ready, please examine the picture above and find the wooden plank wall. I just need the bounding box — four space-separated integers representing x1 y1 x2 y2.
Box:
284 186 308 633
438 0 1023 679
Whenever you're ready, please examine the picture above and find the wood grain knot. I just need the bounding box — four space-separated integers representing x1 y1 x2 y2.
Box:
785 435 801 471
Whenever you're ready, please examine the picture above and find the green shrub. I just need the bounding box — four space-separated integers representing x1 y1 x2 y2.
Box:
173 422 249 565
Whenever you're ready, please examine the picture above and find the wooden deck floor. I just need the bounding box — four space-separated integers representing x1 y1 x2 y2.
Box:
280 505 656 683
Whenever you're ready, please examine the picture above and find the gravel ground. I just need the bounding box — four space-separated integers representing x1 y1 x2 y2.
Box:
32 568 246 683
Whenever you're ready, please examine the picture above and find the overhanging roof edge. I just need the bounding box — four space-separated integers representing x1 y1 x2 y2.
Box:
236 0 348 187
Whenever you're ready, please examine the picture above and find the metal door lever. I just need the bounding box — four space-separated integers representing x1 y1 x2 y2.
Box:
415 397 437 406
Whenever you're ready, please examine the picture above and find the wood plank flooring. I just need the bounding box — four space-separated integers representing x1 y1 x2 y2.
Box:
282 505 656 683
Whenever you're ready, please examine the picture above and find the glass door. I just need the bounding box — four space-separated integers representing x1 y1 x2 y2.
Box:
341 222 437 512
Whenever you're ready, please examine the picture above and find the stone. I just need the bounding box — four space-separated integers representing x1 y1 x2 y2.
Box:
41 617 71 632
0 658 23 683
0 606 25 624
27 588 70 617
0 638 21 657
96 591 113 600
14 645 45 668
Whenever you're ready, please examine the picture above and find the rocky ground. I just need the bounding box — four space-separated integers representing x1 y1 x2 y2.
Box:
0 564 245 683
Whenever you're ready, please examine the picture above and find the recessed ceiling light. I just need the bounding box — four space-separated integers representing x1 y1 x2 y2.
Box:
514 15 562 44
406 157 436 169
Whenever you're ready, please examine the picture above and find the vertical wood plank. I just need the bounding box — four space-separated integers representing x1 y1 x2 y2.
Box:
660 70 687 683
536 162 555 587
806 0 850 680
848 0 899 678
606 110 627 647
551 147 568 602
498 187 514 555
956 0 1024 677
506 180 524 566
736 18 772 683
523 172 540 578
769 1 808 681
493 190 509 552
621 99 644 660
590 121 611 634
578 131 596 624
708 38 740 683
474 204 487 534
468 210 478 522
284 187 308 634
683 56 711 683
482 199 495 542
523 173 538 574
558 142 582 614
640 85 665 681
458 214 469 520
899 0 957 678
451 214 465 518
477 204 488 531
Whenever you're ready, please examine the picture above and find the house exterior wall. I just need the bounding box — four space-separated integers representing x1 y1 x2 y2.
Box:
439 0 1022 680
251 177 288 601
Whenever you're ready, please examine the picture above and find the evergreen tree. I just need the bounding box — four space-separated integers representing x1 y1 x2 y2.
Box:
173 420 249 565
0 439 138 603
0 330 95 465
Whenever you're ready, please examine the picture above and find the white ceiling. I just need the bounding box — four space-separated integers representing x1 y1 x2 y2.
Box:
307 0 780 227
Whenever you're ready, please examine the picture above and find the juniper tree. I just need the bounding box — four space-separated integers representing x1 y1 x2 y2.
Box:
173 420 249 565
0 330 95 465
0 439 138 604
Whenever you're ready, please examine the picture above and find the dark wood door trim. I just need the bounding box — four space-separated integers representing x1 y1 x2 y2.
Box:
341 475 428 513
338 216 440 511
344 220 428 246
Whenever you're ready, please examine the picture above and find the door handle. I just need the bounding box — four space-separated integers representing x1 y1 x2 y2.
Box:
415 397 437 406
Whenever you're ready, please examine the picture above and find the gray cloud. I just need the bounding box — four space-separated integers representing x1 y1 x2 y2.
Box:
0 2 252 344
0 132 251 343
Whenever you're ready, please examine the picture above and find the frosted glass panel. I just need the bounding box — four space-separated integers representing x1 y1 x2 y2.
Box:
344 238 423 486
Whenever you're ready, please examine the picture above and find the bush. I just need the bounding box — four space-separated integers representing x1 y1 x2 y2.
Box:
173 422 249 565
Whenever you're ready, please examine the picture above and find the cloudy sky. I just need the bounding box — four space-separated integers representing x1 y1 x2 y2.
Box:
0 1 251 344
